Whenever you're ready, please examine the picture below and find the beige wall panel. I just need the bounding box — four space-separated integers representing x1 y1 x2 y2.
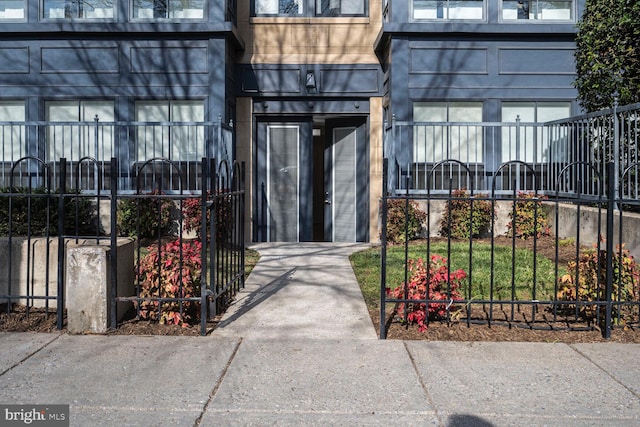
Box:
249 25 292 50
328 26 375 49
369 97 383 243
235 97 254 242
291 25 330 48
237 0 383 66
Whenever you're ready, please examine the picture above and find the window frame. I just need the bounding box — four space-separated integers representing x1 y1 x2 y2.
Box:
0 0 26 20
41 0 116 20
500 100 572 164
134 99 206 163
412 101 485 164
44 99 115 162
252 0 368 18
131 0 206 21
411 0 486 22
500 0 574 22
0 100 27 166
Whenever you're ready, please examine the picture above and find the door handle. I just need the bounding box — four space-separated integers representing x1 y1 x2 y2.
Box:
324 192 331 205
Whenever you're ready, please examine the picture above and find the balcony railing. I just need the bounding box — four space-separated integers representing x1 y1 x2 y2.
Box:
0 119 233 193
385 102 640 199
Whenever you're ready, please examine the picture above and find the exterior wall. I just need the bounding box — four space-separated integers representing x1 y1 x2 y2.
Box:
237 2 381 65
0 1 240 123
369 97 384 243
377 0 587 192
236 1 385 243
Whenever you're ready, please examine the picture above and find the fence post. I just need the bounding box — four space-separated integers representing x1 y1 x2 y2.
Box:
109 158 118 329
56 158 66 330
380 159 388 339
613 97 620 205
200 158 209 335
604 161 615 339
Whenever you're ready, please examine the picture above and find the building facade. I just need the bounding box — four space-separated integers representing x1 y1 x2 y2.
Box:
0 0 585 243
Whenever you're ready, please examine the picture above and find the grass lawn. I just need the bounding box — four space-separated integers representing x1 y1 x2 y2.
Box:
350 241 565 308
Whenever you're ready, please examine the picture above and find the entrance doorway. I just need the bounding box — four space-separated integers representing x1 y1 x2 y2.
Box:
256 115 368 242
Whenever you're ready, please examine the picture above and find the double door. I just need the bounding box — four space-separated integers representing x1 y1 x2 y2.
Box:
257 117 368 242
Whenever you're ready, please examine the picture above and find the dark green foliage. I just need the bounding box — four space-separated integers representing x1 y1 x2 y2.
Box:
0 187 97 236
557 243 640 324
574 0 640 112
384 199 427 245
440 189 494 239
507 192 551 239
116 191 174 238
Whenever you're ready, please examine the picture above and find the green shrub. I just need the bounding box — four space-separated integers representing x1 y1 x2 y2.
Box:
0 187 97 236
386 254 465 331
507 192 551 239
440 189 494 239
383 199 427 245
557 243 640 324
117 190 174 238
135 239 202 325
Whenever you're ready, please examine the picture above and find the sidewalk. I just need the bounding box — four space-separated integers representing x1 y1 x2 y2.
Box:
1 243 640 426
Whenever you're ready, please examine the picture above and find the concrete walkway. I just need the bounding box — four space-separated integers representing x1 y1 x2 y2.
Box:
1 243 640 426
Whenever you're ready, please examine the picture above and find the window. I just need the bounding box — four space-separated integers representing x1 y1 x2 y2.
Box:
45 100 114 161
502 1 573 21
253 0 367 17
133 0 204 19
413 102 484 163
501 101 571 162
413 0 484 20
0 101 26 164
42 0 114 19
0 0 24 19
135 100 205 162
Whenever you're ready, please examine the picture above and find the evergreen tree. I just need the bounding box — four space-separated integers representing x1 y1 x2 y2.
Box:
574 0 640 112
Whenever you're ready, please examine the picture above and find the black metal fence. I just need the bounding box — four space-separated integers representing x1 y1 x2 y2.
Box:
1 155 245 336
380 157 640 339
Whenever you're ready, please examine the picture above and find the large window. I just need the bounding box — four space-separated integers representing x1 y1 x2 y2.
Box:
0 0 24 19
45 100 115 161
413 102 484 164
502 1 573 21
413 0 484 20
501 101 571 162
135 100 205 162
42 0 114 19
132 0 204 19
253 0 367 16
0 101 26 164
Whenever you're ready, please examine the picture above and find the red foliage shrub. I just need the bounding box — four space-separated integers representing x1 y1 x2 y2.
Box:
386 255 466 331
135 240 202 325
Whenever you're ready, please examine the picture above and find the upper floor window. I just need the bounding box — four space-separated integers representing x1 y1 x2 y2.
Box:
502 1 573 21
42 0 114 19
0 0 25 19
413 0 484 20
253 0 367 17
133 0 204 19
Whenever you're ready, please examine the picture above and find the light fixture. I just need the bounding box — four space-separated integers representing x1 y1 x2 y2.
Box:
305 71 316 91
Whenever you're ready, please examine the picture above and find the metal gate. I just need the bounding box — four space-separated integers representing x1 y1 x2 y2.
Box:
380 158 640 339
1 155 245 336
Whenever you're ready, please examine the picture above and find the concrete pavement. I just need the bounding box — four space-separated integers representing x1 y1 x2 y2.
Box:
1 243 640 426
